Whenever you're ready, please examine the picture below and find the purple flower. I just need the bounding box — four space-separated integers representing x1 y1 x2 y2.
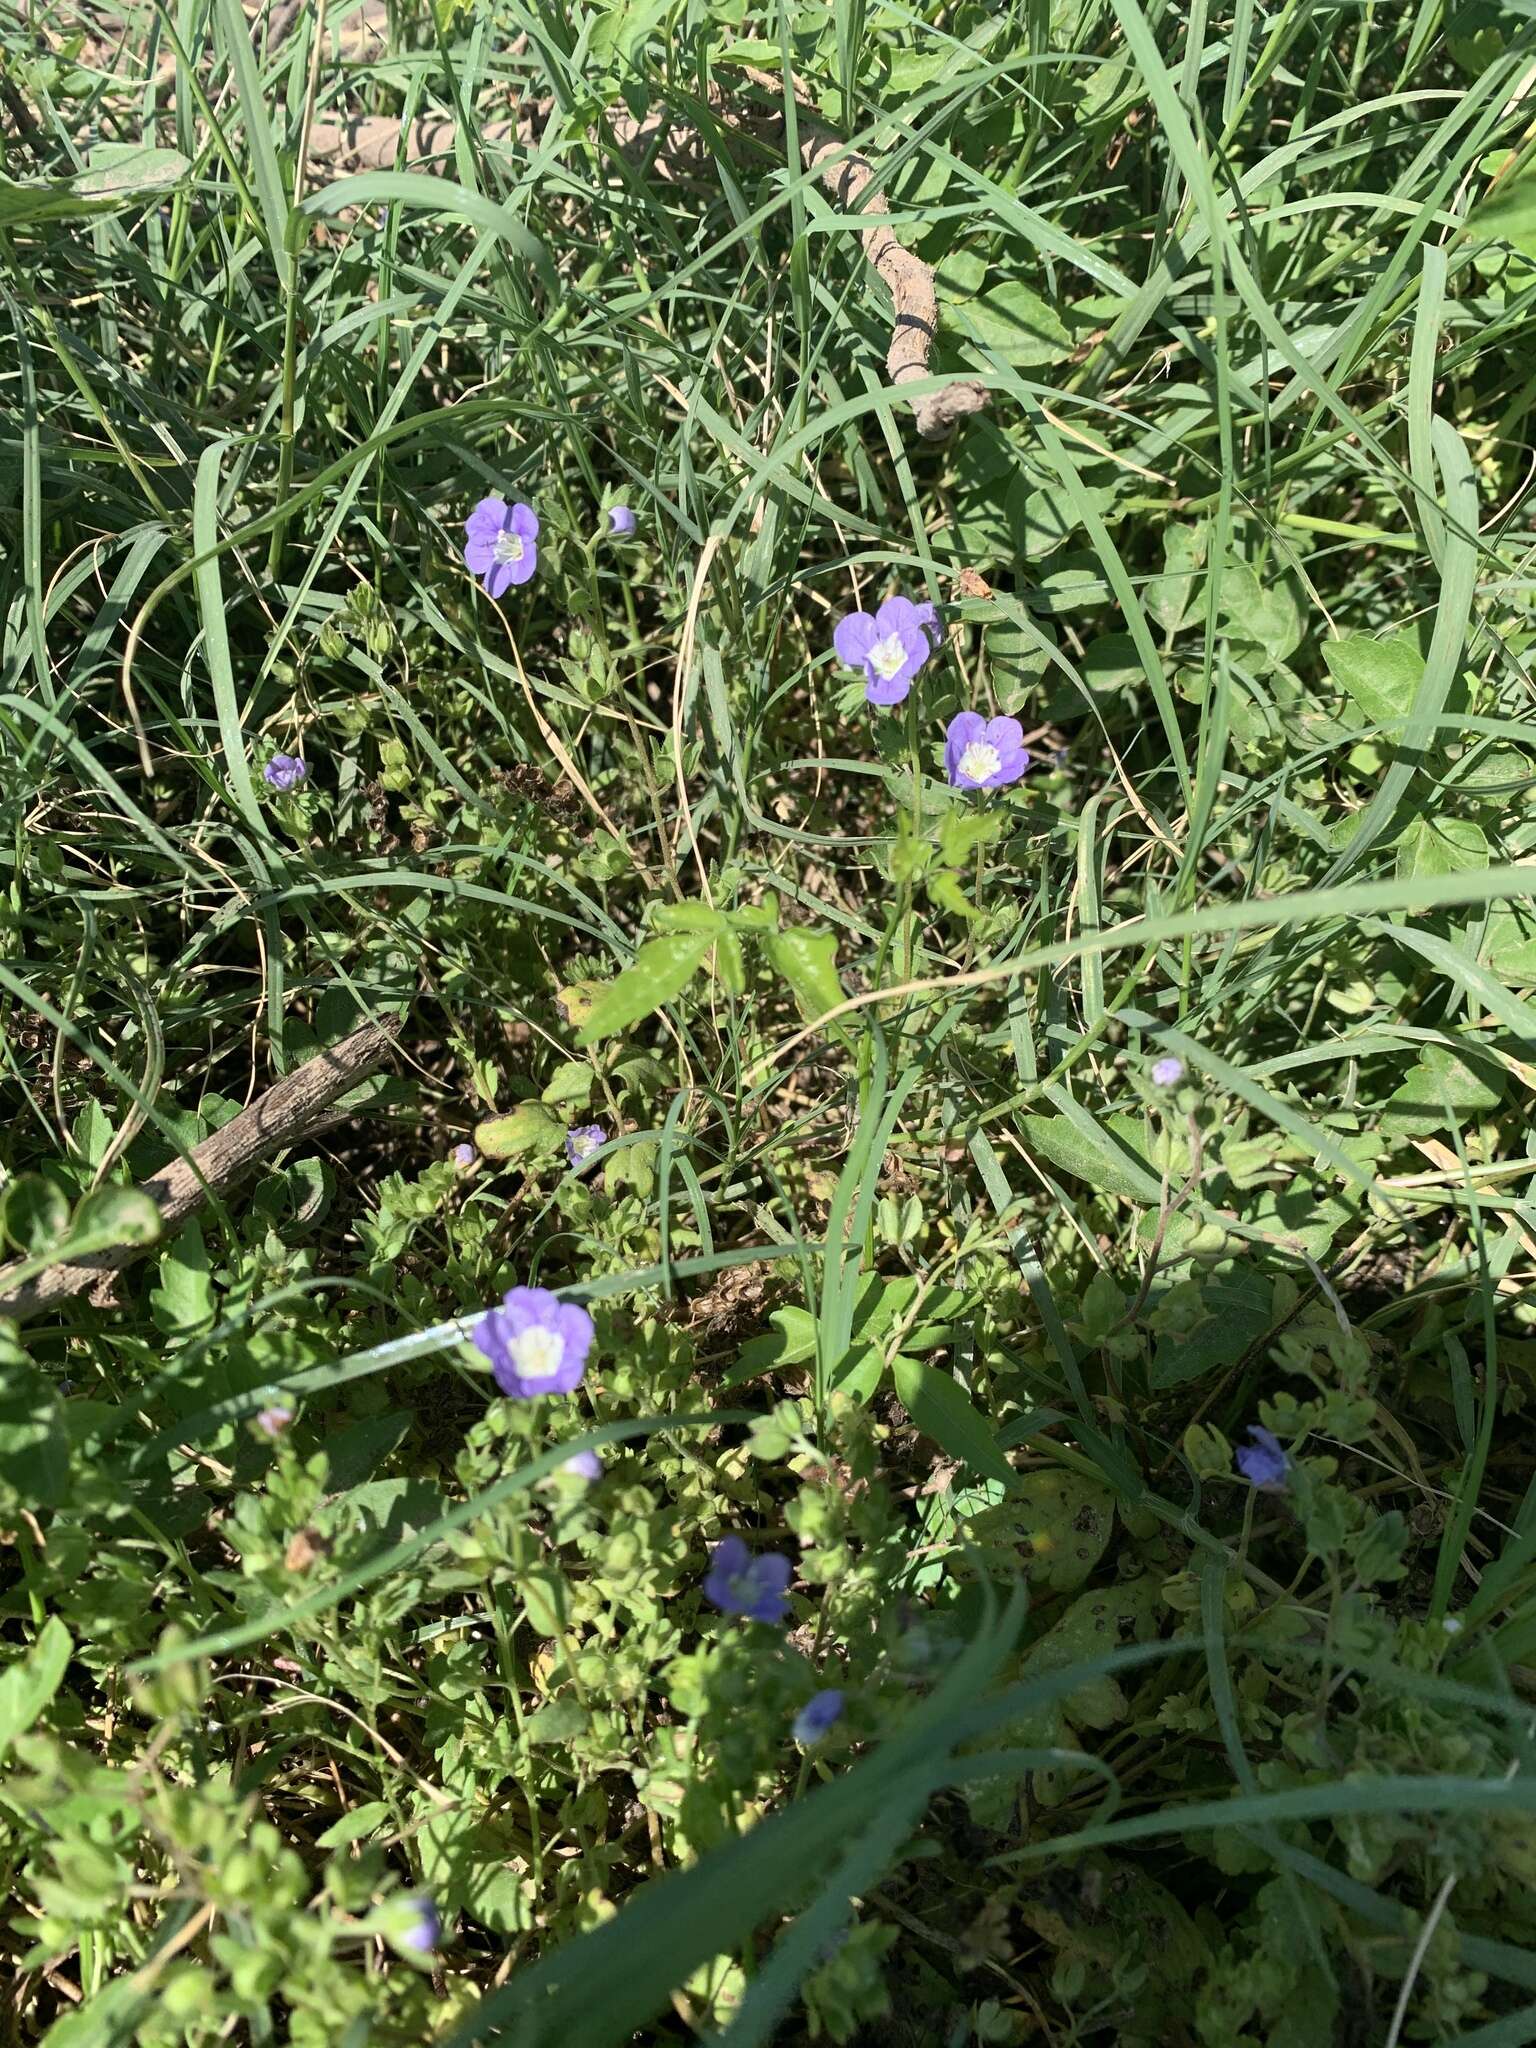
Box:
473 1286 594 1399
565 1122 607 1170
793 1689 844 1743
1151 1056 1185 1088
264 753 307 792
1235 1424 1289 1491
945 712 1030 791
400 1894 439 1954
452 1141 477 1169
608 505 637 537
833 594 939 706
463 497 539 597
561 1448 603 1482
704 1535 792 1624
254 1404 293 1438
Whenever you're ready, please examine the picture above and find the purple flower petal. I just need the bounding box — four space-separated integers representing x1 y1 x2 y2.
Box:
482 558 518 599
503 543 538 587
473 1285 594 1399
793 1689 844 1743
704 1536 792 1622
1235 1423 1289 1491
863 626 928 705
946 711 1030 790
465 497 508 541
833 611 879 668
463 534 498 576
566 1123 607 1169
509 501 540 541
873 595 923 637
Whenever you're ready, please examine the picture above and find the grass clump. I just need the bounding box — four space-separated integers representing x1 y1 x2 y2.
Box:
3 0 1536 2041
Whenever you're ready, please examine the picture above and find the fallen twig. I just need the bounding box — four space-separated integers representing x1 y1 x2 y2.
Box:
300 59 986 439
0 1020 399 1321
730 64 988 440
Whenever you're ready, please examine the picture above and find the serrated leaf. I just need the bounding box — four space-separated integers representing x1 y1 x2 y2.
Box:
150 1222 215 1337
1149 1265 1273 1389
574 932 714 1047
1383 1041 1505 1135
1395 813 1489 881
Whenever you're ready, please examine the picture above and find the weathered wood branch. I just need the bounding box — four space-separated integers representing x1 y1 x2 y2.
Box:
0 1020 399 1321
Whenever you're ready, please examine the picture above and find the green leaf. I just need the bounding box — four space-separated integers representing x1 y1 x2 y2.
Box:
540 1060 594 1110
37 1975 152 2047
891 1357 1015 1487
574 932 715 1047
66 1186 164 1256
588 0 672 69
315 1800 392 1849
76 143 192 202
524 1699 587 1745
1147 522 1207 633
0 1341 67 1507
762 927 849 1039
1022 1112 1162 1203
725 1307 818 1386
948 281 1072 366
1470 156 1536 259
474 1100 566 1162
0 146 190 228
964 1470 1115 1592
0 1616 72 1759
0 1175 70 1257
1220 560 1301 660
1383 1042 1505 1136
1395 813 1489 881
1149 1265 1273 1389
150 1223 216 1337
1486 900 1536 984
1322 632 1424 729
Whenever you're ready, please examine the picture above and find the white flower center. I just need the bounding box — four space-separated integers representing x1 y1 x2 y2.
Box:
509 1326 564 1380
571 1131 600 1162
493 531 526 565
867 631 908 681
958 741 1002 784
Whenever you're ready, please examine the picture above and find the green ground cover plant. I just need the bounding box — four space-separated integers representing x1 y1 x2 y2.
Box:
3 0 1536 2039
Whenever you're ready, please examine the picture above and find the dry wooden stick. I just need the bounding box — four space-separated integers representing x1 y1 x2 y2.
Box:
0 1020 399 1322
731 65 989 441
303 113 533 170
297 56 986 439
